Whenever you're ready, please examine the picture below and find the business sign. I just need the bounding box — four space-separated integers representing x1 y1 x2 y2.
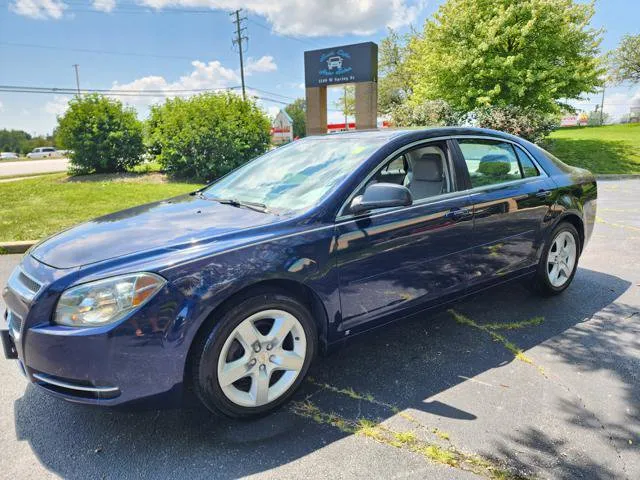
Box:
304 42 378 87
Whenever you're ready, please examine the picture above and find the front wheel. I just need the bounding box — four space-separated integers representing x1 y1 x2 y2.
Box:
533 222 581 296
191 290 316 418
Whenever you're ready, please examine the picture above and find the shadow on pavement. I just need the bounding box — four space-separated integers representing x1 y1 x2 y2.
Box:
13 267 636 479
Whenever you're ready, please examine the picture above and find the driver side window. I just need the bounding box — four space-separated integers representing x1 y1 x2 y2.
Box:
347 141 452 214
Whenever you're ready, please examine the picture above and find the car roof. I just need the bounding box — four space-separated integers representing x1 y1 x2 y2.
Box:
306 127 521 142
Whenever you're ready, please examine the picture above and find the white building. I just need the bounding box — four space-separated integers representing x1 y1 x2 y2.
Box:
271 110 294 145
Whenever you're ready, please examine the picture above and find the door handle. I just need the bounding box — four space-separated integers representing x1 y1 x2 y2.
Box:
535 190 552 198
446 208 472 220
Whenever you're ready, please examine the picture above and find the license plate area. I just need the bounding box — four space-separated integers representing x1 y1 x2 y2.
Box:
1 330 18 359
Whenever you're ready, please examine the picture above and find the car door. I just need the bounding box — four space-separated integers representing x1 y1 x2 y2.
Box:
453 137 556 288
333 139 475 336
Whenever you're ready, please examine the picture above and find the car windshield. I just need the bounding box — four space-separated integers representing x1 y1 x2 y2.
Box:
202 137 385 213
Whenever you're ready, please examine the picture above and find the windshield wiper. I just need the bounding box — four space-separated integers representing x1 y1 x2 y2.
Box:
212 197 274 214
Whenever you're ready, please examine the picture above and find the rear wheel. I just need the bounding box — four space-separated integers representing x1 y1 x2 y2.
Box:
191 291 316 418
533 222 580 296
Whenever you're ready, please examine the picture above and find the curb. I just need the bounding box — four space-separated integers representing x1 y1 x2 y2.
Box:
0 241 36 255
595 174 640 180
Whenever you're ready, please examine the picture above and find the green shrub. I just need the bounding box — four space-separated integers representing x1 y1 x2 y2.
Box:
469 106 558 143
390 100 463 127
146 93 271 181
56 94 144 174
478 161 511 176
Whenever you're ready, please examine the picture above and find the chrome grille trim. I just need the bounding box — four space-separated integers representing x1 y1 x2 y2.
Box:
7 310 23 339
33 373 120 394
7 267 43 303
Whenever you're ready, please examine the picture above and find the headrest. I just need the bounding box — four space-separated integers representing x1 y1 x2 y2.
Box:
412 153 443 182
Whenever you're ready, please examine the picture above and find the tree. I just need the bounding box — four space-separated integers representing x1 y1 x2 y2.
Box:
406 0 604 114
587 109 610 126
378 29 413 114
56 94 144 174
0 129 31 154
390 100 462 127
147 92 271 181
609 34 640 84
334 85 355 122
285 98 307 138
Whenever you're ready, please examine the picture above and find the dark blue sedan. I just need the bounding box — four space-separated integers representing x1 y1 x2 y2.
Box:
2 128 597 418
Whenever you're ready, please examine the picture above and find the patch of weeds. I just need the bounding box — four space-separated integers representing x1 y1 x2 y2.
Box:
432 428 451 441
306 378 399 412
414 444 459 467
483 317 544 331
449 310 546 377
290 402 529 479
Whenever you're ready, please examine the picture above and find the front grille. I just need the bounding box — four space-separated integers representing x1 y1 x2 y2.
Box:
18 271 41 294
7 267 43 303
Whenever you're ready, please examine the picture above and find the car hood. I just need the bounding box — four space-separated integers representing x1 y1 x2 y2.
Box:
30 195 283 269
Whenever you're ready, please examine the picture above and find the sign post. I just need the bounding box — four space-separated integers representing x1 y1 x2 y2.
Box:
304 42 378 135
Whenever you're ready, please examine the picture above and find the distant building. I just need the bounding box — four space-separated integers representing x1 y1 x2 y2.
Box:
560 112 588 127
271 110 294 145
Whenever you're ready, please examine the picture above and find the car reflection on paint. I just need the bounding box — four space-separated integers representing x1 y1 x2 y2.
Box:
1 127 596 419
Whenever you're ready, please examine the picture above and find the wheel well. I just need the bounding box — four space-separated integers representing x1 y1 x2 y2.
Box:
183 279 329 392
558 214 585 251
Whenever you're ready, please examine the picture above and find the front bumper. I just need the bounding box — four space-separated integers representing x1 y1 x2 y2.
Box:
2 256 191 407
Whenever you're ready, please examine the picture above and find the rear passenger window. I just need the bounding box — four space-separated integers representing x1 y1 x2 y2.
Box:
514 146 540 178
458 139 521 188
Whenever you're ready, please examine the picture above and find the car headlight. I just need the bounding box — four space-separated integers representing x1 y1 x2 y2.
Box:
54 273 166 327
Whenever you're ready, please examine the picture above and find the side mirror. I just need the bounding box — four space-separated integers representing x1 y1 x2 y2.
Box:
349 182 413 214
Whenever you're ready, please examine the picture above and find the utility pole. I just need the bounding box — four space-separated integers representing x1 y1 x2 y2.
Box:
231 9 247 101
72 64 81 96
343 85 348 129
599 84 605 126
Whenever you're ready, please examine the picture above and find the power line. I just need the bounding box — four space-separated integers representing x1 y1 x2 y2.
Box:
231 9 248 101
0 41 196 60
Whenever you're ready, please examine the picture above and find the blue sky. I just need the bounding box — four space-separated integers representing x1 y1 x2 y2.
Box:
0 0 638 135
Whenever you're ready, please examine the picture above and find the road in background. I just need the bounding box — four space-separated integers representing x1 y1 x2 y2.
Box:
0 158 69 177
0 179 638 479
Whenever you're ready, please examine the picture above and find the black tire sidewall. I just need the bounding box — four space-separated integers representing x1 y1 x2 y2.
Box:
193 292 316 418
536 222 581 295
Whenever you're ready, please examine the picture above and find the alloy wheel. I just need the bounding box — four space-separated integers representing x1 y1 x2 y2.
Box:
546 231 577 288
217 309 307 407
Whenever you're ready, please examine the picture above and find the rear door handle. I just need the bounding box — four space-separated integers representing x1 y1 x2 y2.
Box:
535 190 553 198
446 207 472 220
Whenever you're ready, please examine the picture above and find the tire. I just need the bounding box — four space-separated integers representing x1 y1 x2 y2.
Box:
191 289 317 419
533 221 581 296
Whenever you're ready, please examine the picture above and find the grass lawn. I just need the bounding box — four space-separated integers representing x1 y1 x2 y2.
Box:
0 173 202 242
545 123 640 174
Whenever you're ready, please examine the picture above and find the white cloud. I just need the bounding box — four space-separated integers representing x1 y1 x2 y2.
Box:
0 101 3 112
133 0 424 36
44 95 70 116
92 0 116 13
10 0 67 19
9 0 424 36
111 59 240 107
245 56 277 75
568 87 640 122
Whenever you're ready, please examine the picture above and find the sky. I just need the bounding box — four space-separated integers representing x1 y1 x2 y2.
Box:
0 0 638 136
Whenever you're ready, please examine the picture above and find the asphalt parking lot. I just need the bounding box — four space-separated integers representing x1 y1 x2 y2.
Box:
1 179 638 479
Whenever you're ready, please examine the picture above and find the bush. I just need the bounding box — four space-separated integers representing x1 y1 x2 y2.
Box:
468 106 558 143
390 100 462 127
56 94 144 174
146 93 271 181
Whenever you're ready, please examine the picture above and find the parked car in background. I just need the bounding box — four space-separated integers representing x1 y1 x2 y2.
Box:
0 152 19 159
2 128 597 419
26 147 59 159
